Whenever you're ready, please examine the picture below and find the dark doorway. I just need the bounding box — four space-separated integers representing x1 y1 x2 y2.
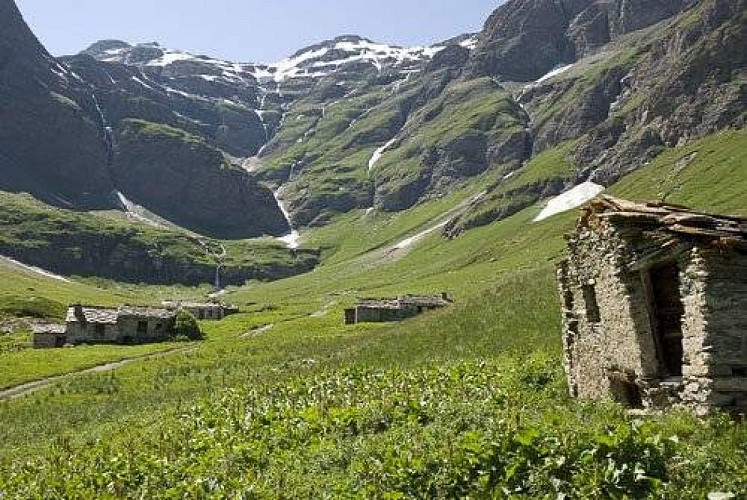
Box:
582 285 601 324
608 372 643 409
137 320 148 335
649 262 685 377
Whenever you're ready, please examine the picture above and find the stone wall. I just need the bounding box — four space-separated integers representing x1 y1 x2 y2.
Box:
33 333 66 348
66 322 119 344
560 222 662 404
354 306 419 324
65 317 173 344
687 249 747 411
184 305 225 320
117 317 173 343
561 217 747 412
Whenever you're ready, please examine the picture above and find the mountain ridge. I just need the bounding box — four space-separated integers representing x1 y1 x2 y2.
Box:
0 0 744 278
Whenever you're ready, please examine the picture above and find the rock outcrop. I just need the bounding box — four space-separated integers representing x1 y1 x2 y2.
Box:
467 0 695 81
113 120 289 239
0 0 112 208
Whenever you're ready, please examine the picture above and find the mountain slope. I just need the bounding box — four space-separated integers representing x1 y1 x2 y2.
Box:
0 0 111 208
448 0 747 234
0 0 292 239
467 0 696 81
252 0 744 233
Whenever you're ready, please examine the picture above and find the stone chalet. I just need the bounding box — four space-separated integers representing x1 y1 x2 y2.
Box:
558 196 747 413
32 324 68 348
161 301 239 320
57 305 177 346
344 294 453 325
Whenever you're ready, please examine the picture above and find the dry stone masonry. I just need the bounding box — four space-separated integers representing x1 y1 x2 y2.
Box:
344 294 453 325
558 196 747 414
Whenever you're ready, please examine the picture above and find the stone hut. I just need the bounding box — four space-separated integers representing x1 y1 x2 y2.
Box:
161 301 238 320
558 196 747 413
63 305 177 345
32 324 67 348
345 294 453 325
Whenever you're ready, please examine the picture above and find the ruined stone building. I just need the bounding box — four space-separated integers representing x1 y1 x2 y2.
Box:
558 196 747 413
32 324 67 348
344 294 453 325
40 305 178 346
161 301 238 320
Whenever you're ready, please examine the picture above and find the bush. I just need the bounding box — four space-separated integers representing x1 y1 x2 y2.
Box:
172 310 203 341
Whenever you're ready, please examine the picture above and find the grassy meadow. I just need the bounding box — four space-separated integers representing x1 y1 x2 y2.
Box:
0 128 745 496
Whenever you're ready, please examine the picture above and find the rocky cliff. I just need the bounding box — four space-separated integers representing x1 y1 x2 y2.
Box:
113 120 288 238
0 0 111 208
0 0 290 239
467 0 696 81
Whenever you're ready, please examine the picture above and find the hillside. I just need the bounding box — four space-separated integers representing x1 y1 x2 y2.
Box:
0 127 745 496
0 0 745 496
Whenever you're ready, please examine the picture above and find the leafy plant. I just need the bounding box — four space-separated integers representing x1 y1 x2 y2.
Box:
173 310 202 341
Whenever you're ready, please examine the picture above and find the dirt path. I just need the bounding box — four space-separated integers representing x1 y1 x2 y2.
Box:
240 324 275 339
0 345 197 401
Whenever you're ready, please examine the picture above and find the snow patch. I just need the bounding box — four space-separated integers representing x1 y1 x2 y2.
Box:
368 137 398 171
533 181 605 222
115 191 171 229
458 36 479 50
0 256 70 282
131 74 158 91
528 64 575 87
148 51 195 67
391 221 449 251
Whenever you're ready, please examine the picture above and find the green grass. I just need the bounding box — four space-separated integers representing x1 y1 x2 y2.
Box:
0 128 744 496
0 342 185 391
611 127 747 215
375 77 525 208
121 119 215 149
0 191 319 286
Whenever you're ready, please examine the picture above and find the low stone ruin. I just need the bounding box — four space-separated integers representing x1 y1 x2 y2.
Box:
558 196 747 414
344 294 453 325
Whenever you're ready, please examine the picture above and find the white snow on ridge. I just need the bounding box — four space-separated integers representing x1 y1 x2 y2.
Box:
96 36 455 87
533 181 605 222
255 38 448 83
391 221 449 251
529 64 575 87
458 36 479 50
148 51 195 66
0 256 70 282
368 137 398 171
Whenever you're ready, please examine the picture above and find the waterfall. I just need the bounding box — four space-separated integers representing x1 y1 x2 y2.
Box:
92 93 115 166
273 188 300 250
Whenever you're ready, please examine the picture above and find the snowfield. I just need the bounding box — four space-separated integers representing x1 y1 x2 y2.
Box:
525 63 575 88
533 181 605 222
368 138 398 171
93 35 475 88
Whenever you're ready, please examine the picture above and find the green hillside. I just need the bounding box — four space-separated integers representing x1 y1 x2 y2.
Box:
0 128 745 497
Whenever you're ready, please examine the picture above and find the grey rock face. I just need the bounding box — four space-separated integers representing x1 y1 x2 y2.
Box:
467 0 694 81
113 120 289 239
0 0 113 208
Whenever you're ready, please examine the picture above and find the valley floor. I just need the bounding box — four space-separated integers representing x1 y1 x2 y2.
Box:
0 129 745 496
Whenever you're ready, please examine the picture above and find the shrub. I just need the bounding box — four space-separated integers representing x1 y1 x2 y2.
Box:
172 310 203 341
